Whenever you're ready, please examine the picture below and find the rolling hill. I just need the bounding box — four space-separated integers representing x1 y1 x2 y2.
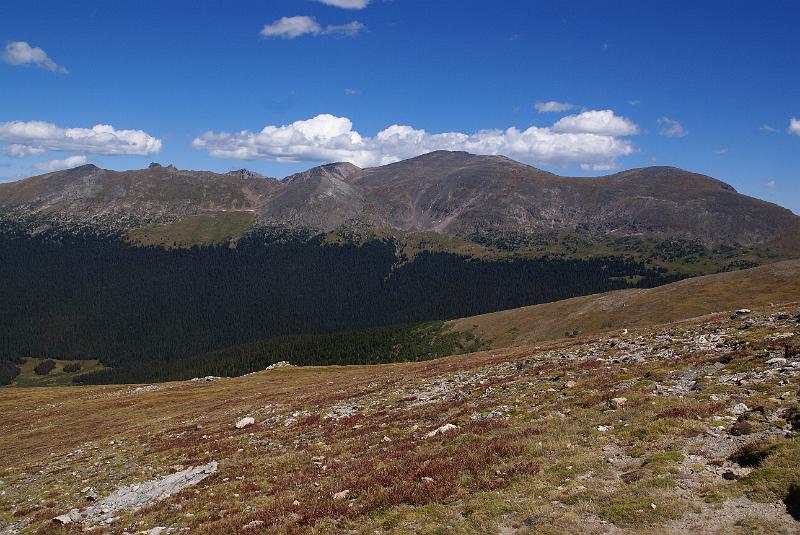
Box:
447 259 800 348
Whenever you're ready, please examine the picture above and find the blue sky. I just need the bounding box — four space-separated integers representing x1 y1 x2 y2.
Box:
1 0 798 213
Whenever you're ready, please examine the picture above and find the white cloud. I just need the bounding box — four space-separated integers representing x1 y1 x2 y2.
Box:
534 101 574 113
2 41 67 73
32 155 88 173
766 180 777 188
260 16 365 39
317 0 370 9
344 88 361 96
759 124 776 132
323 21 366 37
261 16 321 38
3 143 46 158
553 109 640 136
714 148 729 155
657 117 688 138
789 117 800 136
192 112 638 169
0 121 162 155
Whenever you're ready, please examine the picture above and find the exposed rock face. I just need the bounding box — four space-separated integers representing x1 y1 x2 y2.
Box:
54 461 218 527
1 151 798 246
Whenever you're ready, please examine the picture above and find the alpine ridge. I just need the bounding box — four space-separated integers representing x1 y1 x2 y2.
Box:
0 150 797 246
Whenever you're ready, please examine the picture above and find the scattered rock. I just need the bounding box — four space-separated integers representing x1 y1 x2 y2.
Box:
564 380 577 388
783 408 800 431
596 425 610 432
52 513 75 525
766 357 788 367
729 403 750 416
235 417 255 429
608 397 628 410
243 520 265 529
264 361 292 371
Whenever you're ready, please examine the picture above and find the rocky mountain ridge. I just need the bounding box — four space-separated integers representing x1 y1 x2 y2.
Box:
1 151 798 246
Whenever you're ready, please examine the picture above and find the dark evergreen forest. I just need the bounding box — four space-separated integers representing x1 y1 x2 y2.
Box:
0 223 681 383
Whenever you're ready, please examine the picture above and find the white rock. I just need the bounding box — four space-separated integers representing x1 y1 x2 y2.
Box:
333 489 350 500
425 423 459 438
53 514 73 525
609 397 628 409
243 520 265 529
235 417 255 429
596 425 610 432
729 403 750 415
766 357 788 366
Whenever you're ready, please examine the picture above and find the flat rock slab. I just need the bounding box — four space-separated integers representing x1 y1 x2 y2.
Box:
59 461 218 526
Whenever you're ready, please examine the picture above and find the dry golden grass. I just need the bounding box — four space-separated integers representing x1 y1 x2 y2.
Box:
446 259 800 348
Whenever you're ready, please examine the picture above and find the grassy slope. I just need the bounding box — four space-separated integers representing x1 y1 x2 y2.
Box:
446 259 800 349
9 358 105 387
1 307 798 534
127 211 256 247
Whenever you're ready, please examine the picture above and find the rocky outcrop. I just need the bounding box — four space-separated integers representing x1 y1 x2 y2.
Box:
53 461 218 527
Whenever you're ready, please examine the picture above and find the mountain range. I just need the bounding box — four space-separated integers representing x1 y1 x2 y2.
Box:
1 150 798 247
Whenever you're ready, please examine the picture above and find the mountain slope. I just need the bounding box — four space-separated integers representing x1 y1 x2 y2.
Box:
0 163 275 229
348 152 799 245
447 259 800 348
1 151 798 247
2 306 799 534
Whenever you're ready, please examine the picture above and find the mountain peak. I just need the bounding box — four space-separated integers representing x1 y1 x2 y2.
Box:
284 161 362 183
227 169 268 180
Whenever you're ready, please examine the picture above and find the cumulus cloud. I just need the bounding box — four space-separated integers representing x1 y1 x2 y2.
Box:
0 121 162 156
3 143 46 158
789 117 800 136
260 16 365 39
2 41 68 73
317 0 370 8
657 117 688 138
553 109 640 136
534 101 574 113
192 112 639 169
32 155 88 172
